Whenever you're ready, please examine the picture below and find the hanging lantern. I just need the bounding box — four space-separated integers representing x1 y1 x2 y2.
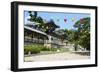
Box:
64 19 67 22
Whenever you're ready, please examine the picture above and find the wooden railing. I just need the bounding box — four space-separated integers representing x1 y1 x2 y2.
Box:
24 36 66 45
24 37 44 43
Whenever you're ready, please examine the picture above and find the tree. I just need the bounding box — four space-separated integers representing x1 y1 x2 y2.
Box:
62 29 79 51
28 11 45 29
74 17 90 51
34 11 37 18
28 11 57 33
28 11 43 23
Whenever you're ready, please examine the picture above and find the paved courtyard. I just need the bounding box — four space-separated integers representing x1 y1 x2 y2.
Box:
24 52 90 62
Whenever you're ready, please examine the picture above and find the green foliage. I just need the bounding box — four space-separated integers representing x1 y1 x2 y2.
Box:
28 11 44 24
28 11 57 33
24 45 41 54
50 48 58 51
73 17 90 50
36 17 44 24
34 11 37 18
24 44 57 55
40 46 51 51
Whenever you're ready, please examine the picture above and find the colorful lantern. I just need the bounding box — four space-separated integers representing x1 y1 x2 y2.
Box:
64 19 67 22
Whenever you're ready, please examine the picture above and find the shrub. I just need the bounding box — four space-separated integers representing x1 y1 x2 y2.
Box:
50 48 57 51
24 46 29 54
24 44 60 55
41 46 50 51
24 45 41 54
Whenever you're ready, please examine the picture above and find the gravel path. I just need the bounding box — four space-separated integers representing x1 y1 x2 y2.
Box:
24 52 90 62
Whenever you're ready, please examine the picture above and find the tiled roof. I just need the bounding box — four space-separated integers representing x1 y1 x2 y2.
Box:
24 26 47 36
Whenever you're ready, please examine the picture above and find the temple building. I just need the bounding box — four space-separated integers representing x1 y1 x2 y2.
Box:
24 21 68 49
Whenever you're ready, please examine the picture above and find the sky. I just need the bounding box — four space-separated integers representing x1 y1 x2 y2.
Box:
24 11 90 30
